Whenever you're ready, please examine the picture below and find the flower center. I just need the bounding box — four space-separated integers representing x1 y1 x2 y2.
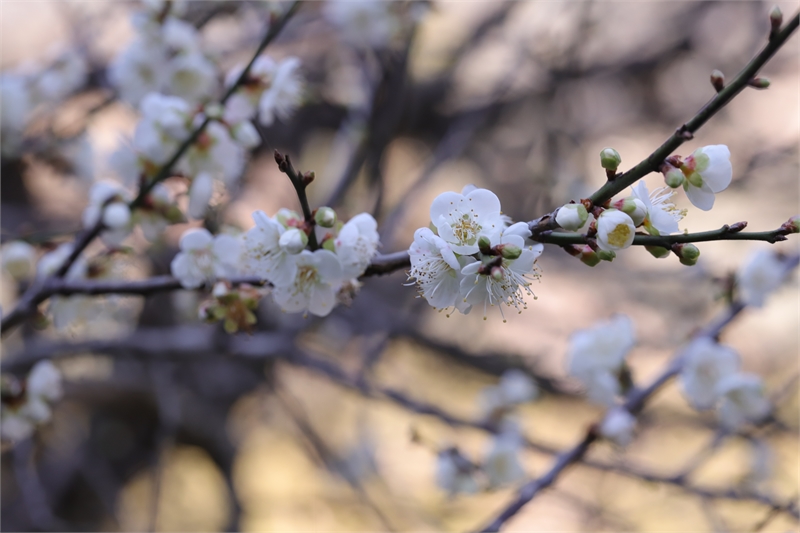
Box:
453 214 481 246
607 224 631 248
295 264 318 291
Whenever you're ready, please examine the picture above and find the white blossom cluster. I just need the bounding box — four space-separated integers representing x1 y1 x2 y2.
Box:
679 338 771 430
1 361 63 443
436 370 537 495
171 207 380 318
408 186 543 321
1 48 88 155
556 145 732 259
109 0 216 106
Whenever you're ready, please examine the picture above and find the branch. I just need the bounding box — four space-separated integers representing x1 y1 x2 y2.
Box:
476 254 800 532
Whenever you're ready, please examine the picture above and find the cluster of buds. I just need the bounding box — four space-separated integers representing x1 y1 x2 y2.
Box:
198 282 262 334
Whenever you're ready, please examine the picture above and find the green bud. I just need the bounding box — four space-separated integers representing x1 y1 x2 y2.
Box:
322 238 336 252
664 167 685 188
788 216 800 233
678 243 700 266
500 244 522 260
645 245 670 259
314 206 337 228
478 236 492 254
579 250 601 267
600 148 622 172
597 250 616 262
686 171 704 188
748 77 770 89
770 6 783 31
164 205 187 224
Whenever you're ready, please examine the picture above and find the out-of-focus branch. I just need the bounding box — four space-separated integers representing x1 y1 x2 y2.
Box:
476 255 800 532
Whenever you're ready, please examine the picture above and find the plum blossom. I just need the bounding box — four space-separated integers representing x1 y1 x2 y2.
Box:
171 228 242 289
271 249 342 317
1 361 63 443
408 227 474 314
242 211 296 286
480 369 538 422
35 48 88 102
259 57 303 126
109 39 170 105
134 183 184 241
82 181 133 247
555 203 588 231
134 93 192 165
223 56 304 126
567 315 635 406
716 373 771 429
179 120 246 184
595 208 635 252
2 241 37 281
630 182 685 235
679 338 739 410
483 422 526 488
334 213 380 279
600 407 637 447
188 172 215 220
737 249 789 307
436 447 479 496
430 188 505 255
680 145 733 211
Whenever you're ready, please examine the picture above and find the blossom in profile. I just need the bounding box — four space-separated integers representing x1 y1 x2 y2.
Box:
680 145 732 211
334 213 380 279
630 182 685 235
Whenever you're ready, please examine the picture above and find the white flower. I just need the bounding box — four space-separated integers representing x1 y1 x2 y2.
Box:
180 120 245 183
334 213 380 279
35 49 88 101
459 225 543 321
737 250 788 308
27 360 63 402
716 373 771 429
630 182 685 236
188 172 214 220
595 209 635 252
243 210 296 286
109 143 142 186
679 337 739 410
279 228 308 255
81 181 133 247
230 120 260 149
1 361 63 443
109 39 170 105
161 18 201 54
167 53 217 104
408 227 472 313
323 0 400 49
567 315 635 406
2 241 36 281
430 188 505 255
742 440 772 488
480 369 538 421
436 447 479 496
681 145 732 211
37 243 87 281
484 423 526 488
555 203 588 231
135 183 176 241
134 93 192 164
271 249 342 317
170 228 242 289
258 57 303 126
600 407 636 447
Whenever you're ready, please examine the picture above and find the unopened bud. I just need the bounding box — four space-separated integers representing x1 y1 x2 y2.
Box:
555 203 589 231
782 215 800 234
102 202 131 230
614 197 646 227
302 171 315 185
748 77 770 89
279 228 308 254
646 245 670 259
770 6 783 34
710 70 725 92
322 237 336 252
600 148 622 172
663 166 685 188
491 266 504 282
500 244 522 260
579 246 601 267
314 206 337 228
478 236 492 254
597 250 616 262
675 243 700 266
275 208 302 228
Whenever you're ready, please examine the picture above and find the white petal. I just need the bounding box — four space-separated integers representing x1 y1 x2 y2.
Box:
179 228 214 251
685 183 716 211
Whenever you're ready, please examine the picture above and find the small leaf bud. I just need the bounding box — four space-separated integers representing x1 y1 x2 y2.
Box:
279 228 308 254
710 70 725 92
646 245 670 259
663 166 685 188
748 77 770 89
597 249 616 262
675 243 700 266
555 203 589 231
781 215 800 234
314 206 337 228
770 5 783 35
600 148 622 172
500 244 522 260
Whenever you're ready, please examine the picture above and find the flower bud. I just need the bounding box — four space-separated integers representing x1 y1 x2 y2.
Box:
478 236 493 254
748 77 770 89
770 5 783 33
596 209 635 252
597 250 616 262
314 206 337 228
491 266 504 282
786 215 800 234
646 245 670 259
102 202 131 229
663 166 685 188
555 203 588 231
614 197 646 227
322 237 336 252
1 241 36 281
500 244 522 260
600 148 621 172
578 246 601 267
275 208 302 228
279 228 308 254
676 243 700 266
710 70 725 92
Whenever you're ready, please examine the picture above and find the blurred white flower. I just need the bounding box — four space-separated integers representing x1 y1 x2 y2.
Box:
334 213 380 279
110 39 170 105
134 93 192 164
0 74 31 154
484 422 526 488
436 447 479 496
188 171 215 220
81 181 133 247
2 241 37 281
323 0 400 49
600 408 636 447
716 373 771 429
37 243 88 281
179 120 245 183
170 228 242 289
737 249 788 308
681 145 732 211
168 53 216 103
271 249 342 317
1 361 63 443
679 337 739 410
243 210 296 286
480 369 538 421
258 57 303 126
35 49 88 101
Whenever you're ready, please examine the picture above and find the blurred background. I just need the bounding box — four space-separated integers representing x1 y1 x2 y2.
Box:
1 1 799 531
